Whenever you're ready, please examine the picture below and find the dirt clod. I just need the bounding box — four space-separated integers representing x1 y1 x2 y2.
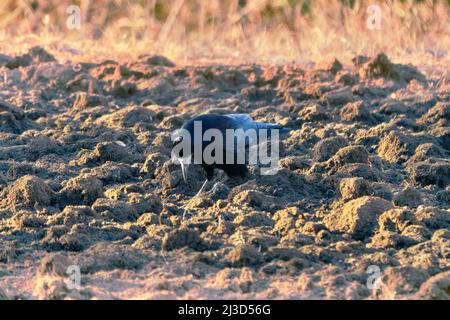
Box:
60 174 104 206
0 49 447 299
325 196 393 240
162 228 209 251
2 175 53 208
339 177 374 200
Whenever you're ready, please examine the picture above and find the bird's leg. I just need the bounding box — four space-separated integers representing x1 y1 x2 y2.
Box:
194 179 209 198
182 179 208 220
209 182 221 194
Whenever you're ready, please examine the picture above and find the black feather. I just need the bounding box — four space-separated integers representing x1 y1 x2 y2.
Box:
175 113 289 181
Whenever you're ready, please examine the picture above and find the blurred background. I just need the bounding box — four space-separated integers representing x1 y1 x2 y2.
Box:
0 0 449 64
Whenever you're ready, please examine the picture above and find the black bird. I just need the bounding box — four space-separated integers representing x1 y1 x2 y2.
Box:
172 113 289 201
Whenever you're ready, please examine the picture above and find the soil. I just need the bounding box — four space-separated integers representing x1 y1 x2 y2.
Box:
0 48 449 299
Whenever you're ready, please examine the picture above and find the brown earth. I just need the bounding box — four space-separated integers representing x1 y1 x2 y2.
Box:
0 48 449 299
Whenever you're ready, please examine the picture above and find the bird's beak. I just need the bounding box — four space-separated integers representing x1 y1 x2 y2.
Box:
180 159 190 183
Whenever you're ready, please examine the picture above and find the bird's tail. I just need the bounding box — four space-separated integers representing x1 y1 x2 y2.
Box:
255 122 291 138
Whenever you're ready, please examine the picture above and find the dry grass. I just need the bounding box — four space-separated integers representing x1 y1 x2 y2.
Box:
0 0 449 66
